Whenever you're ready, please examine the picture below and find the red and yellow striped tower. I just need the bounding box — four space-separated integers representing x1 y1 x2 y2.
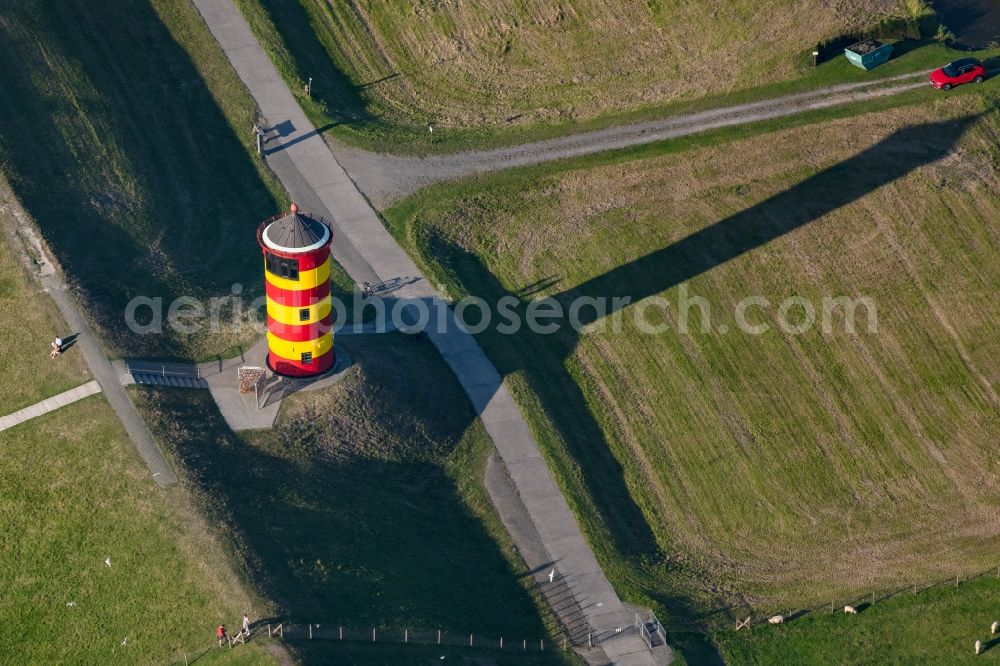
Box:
257 203 334 377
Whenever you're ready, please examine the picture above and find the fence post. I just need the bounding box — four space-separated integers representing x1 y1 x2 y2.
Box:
500 637 503 650
438 629 441 645
872 591 875 606
956 575 960 587
309 624 312 640
184 653 188 666
405 629 408 643
541 639 544 650
913 583 917 595
470 633 473 647
524 639 527 651
268 624 272 638
373 628 376 643
340 626 343 640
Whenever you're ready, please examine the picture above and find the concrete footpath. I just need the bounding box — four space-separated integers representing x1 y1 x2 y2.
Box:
0 380 102 433
40 276 180 486
0 196 178 486
192 1 668 662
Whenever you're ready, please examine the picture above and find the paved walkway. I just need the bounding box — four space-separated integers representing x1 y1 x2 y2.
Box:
1 199 178 486
193 1 666 662
196 338 352 431
0 380 102 432
41 283 178 486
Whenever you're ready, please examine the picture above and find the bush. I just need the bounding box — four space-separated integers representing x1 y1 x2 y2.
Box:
935 23 957 44
868 9 939 41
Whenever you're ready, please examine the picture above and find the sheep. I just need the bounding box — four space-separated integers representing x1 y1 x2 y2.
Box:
768 615 785 625
844 605 857 615
975 640 982 655
992 621 999 636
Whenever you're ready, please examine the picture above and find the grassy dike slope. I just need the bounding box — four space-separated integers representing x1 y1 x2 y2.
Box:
0 209 274 663
0 0 365 362
385 94 1000 616
231 0 969 151
715 576 1000 664
0 191 88 414
133 334 574 665
0 398 277 665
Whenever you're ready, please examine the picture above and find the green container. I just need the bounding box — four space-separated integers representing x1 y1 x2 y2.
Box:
845 39 894 70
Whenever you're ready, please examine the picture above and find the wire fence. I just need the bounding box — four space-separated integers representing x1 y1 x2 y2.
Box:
669 563 1000 633
164 565 1000 661
272 623 552 651
165 621 557 664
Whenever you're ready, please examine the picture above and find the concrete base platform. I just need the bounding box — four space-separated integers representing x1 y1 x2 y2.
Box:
199 338 352 431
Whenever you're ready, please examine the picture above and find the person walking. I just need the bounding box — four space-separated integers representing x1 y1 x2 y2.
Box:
49 336 63 359
242 614 251 638
217 624 228 647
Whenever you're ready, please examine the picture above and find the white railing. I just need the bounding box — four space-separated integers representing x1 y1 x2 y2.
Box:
129 363 201 380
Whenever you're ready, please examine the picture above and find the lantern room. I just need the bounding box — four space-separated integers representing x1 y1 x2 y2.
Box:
257 203 334 377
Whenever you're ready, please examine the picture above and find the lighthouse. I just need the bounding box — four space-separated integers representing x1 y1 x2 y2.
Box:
257 203 334 377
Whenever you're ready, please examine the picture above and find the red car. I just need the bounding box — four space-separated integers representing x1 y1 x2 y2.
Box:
929 58 986 90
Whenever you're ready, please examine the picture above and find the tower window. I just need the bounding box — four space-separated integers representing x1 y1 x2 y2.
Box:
299 308 310 321
301 352 313 364
266 254 299 280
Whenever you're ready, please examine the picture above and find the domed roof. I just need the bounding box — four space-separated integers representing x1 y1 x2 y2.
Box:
261 205 331 253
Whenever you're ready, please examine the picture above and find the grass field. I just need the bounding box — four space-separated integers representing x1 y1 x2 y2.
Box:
715 575 1000 664
133 334 574 665
231 0 993 152
0 0 362 363
0 394 277 664
0 189 89 414
0 156 278 663
385 93 1000 622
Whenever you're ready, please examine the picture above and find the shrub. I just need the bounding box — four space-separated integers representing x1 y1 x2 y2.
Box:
934 23 957 44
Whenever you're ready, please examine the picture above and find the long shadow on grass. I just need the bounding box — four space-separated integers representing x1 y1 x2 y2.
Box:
418 115 978 623
937 0 1000 50
247 0 453 135
0 1 279 358
566 116 979 317
247 0 371 125
137 336 550 645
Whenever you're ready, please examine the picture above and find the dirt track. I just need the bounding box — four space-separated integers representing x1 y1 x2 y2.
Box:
326 71 932 208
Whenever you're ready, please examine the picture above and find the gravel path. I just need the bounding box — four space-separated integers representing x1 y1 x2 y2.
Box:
329 72 931 208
